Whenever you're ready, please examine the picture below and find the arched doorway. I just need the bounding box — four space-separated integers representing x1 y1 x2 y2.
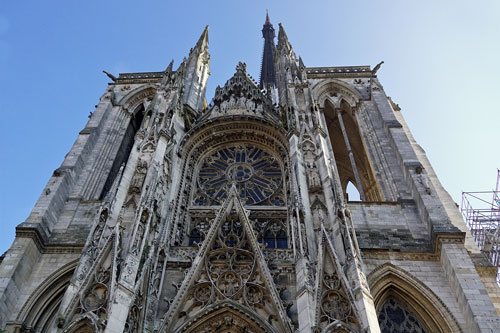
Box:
179 304 272 333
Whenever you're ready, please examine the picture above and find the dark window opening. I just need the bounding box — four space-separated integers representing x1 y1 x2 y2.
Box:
189 228 202 246
276 231 287 248
100 106 145 200
259 230 288 249
324 100 383 201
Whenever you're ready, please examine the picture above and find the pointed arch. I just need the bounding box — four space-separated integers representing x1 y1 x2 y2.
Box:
345 181 360 201
99 93 147 200
119 84 157 113
15 259 77 332
313 228 362 331
323 98 383 201
323 320 358 332
299 125 318 160
62 314 99 333
177 300 275 333
367 263 462 333
311 79 362 110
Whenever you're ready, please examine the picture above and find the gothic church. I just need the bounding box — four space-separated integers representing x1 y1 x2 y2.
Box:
1 14 500 332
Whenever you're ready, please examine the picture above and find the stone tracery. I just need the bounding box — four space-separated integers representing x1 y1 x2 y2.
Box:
193 144 285 206
159 187 293 333
377 297 428 333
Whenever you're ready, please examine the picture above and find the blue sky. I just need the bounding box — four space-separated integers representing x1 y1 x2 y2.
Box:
1 1 499 254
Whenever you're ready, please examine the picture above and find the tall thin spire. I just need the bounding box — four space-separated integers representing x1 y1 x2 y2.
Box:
259 11 276 89
265 9 271 25
193 25 209 54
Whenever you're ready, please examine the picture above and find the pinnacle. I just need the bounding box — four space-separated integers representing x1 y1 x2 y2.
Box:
278 23 288 44
235 61 247 74
165 59 174 73
265 9 271 25
298 56 305 69
194 25 209 52
277 23 294 54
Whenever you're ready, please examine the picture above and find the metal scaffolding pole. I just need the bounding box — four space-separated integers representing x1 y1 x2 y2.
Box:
461 170 500 283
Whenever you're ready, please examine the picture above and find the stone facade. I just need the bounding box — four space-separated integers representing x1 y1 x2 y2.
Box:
1 16 500 333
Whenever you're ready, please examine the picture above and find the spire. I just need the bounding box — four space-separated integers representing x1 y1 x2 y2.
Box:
194 25 209 52
259 11 276 89
265 9 271 24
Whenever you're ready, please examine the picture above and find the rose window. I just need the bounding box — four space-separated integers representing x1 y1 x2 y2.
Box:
193 145 284 206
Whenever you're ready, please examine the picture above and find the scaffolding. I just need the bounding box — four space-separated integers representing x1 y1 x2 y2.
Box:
461 170 500 282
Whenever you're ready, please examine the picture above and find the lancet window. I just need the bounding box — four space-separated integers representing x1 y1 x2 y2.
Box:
324 99 383 202
254 218 288 248
100 105 145 199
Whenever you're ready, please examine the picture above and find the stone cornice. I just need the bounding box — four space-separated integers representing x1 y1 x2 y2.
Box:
361 232 466 261
15 226 84 254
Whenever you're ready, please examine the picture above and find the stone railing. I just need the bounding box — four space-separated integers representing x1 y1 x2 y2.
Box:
116 72 164 83
306 66 372 77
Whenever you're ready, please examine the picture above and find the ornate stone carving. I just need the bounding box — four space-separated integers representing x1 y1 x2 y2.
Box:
77 208 109 281
129 159 148 194
159 189 293 332
193 144 285 207
130 210 149 256
315 231 360 331
72 247 114 331
185 310 265 333
124 291 143 333
306 162 321 191
189 62 282 131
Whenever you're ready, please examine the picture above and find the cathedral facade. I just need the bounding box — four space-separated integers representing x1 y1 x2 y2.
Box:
1 15 500 332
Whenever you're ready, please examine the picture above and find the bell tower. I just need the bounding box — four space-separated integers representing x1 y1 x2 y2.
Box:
1 13 500 333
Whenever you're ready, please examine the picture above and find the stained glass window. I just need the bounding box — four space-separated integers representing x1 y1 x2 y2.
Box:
193 145 285 206
378 297 428 333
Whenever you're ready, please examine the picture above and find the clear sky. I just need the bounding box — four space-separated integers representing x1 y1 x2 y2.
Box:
1 1 499 254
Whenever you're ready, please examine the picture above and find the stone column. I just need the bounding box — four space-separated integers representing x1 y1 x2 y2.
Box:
336 109 366 201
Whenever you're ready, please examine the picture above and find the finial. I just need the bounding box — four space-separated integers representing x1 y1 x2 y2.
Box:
235 62 247 74
265 9 271 25
194 25 209 52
